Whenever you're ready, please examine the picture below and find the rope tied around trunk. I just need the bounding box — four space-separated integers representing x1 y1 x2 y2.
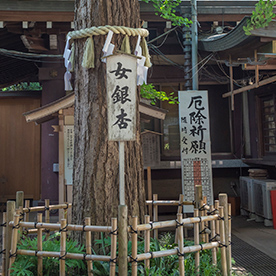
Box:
65 25 151 73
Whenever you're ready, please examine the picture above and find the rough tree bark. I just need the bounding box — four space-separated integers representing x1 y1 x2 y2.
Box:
72 0 146 241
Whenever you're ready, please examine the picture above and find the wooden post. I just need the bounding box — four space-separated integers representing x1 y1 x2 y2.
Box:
15 191 24 209
118 205 128 276
195 185 202 209
24 200 30 223
144 215 150 270
219 206 227 276
131 216 138 276
5 201 15 276
37 213 43 276
204 208 209 242
219 194 230 275
177 213 184 276
60 219 67 276
210 205 217 266
194 209 200 275
2 212 6 276
229 55 234 111
228 203 232 274
85 217 93 276
8 214 20 276
147 167 153 219
153 194 158 239
110 217 117 276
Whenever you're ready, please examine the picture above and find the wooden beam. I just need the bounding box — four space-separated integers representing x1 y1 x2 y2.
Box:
0 11 74 22
222 75 276 98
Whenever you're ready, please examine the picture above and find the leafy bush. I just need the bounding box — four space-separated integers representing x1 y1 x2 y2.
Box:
10 233 87 276
92 232 222 276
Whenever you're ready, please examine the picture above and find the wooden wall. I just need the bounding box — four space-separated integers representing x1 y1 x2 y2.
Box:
0 97 41 201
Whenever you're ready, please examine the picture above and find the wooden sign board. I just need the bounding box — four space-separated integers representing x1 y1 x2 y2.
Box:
141 130 161 166
64 125 74 185
106 54 137 141
178 90 213 207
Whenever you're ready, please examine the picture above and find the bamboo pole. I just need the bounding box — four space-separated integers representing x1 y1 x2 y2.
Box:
45 199 50 239
199 200 205 242
147 167 153 219
8 214 20 276
16 207 23 241
146 200 194 206
2 212 6 276
219 206 227 276
136 215 219 232
153 194 158 239
210 205 217 266
215 200 220 238
60 219 67 276
194 209 200 275
135 242 219 262
110 218 117 276
195 185 202 209
24 200 30 222
219 194 230 275
204 208 208 242
5 201 15 276
118 205 128 276
45 199 50 223
175 194 184 244
144 215 150 270
16 191 24 209
228 203 232 274
177 213 184 276
22 203 72 213
131 216 138 276
37 213 43 276
16 249 110 261
10 221 111 232
85 217 93 276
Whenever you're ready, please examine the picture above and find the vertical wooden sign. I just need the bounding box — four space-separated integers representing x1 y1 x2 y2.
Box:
178 90 213 208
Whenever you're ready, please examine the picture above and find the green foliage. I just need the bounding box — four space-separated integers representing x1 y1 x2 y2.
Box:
10 233 87 276
1 82 42 91
92 232 223 276
140 83 178 105
141 0 192 27
243 0 276 35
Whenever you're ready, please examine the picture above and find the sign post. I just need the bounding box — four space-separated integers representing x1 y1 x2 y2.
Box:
178 90 213 211
106 53 137 275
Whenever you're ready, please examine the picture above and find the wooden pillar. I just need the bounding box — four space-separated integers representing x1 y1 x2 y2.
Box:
110 217 117 276
144 215 150 270
2 212 6 276
219 206 227 276
194 208 200 275
177 213 184 276
60 219 67 276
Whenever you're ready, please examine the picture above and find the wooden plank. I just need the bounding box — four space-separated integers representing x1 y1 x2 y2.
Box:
222 75 276 98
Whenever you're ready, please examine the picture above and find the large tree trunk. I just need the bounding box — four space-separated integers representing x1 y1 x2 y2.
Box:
72 0 146 241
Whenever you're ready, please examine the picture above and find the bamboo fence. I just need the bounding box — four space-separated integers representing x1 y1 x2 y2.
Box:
2 191 232 276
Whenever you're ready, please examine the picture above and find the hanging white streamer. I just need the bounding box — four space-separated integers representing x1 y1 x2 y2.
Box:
102 30 115 63
63 36 73 91
135 35 148 85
